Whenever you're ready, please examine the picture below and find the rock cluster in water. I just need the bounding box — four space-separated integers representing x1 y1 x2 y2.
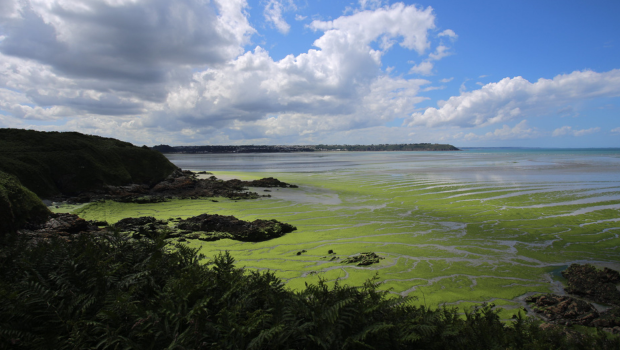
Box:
18 213 106 243
18 212 297 244
56 170 298 204
563 264 620 306
341 252 385 266
526 263 620 334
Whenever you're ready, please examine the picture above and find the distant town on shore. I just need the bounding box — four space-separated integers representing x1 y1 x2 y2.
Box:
152 143 460 154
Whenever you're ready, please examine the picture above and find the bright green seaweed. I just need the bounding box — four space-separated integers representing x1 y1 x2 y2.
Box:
70 169 620 318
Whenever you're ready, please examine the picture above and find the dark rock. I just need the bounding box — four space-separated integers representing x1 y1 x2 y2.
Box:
114 216 168 235
176 213 296 242
342 252 385 266
525 294 599 326
17 213 102 243
243 177 298 188
592 307 620 328
562 264 620 306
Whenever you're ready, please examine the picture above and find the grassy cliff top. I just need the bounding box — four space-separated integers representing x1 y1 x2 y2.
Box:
0 171 50 234
0 129 178 198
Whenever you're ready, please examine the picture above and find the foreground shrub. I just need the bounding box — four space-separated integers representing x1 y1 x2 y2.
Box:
0 233 617 349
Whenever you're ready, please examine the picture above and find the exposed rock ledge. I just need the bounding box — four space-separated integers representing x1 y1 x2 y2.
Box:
19 212 297 244
526 263 620 334
51 170 298 204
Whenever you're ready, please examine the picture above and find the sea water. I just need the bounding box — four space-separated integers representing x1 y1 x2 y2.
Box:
165 148 620 183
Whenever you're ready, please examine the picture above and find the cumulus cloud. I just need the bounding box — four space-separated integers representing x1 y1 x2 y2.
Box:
0 1 448 144
612 127 620 133
0 0 255 115
359 0 384 10
462 120 539 141
408 70 620 128
140 3 437 137
310 3 435 54
264 0 294 34
552 126 601 137
438 29 457 40
1 0 253 81
439 77 453 83
409 61 434 75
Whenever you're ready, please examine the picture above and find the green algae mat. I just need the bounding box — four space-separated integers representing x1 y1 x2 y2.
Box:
68 169 620 318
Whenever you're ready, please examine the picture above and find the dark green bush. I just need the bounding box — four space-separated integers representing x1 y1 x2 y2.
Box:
0 232 617 349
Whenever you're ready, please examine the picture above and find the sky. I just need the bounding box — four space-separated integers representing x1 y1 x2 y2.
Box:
0 0 619 147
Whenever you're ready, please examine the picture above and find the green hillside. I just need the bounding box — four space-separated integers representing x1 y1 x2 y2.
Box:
0 171 50 235
0 129 178 198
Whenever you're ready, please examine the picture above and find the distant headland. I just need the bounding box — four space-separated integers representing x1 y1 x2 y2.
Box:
152 143 460 153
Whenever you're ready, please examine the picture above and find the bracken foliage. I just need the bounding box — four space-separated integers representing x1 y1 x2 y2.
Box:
0 232 618 350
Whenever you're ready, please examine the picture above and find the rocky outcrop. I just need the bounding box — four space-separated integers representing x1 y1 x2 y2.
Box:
58 170 295 204
342 252 385 266
177 213 297 242
526 294 599 326
562 264 620 306
240 177 298 188
18 211 297 244
526 264 620 332
17 213 103 242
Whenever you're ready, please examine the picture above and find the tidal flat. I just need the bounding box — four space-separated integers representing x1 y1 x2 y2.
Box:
69 149 620 319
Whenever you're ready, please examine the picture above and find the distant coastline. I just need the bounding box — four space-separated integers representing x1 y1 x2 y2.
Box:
152 143 460 154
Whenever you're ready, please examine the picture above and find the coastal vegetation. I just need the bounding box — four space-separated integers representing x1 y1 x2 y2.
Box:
0 171 50 235
2 130 619 346
1 232 618 349
0 129 178 197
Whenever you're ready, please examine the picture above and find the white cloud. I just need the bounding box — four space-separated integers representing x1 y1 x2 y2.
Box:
0 0 255 104
612 127 620 133
145 4 436 139
358 0 385 10
309 3 435 55
0 1 447 144
409 61 433 75
295 14 306 21
573 127 600 136
408 69 620 128
438 29 457 40
552 126 572 137
552 126 601 137
264 0 294 34
439 77 453 83
428 44 451 60
462 120 539 141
